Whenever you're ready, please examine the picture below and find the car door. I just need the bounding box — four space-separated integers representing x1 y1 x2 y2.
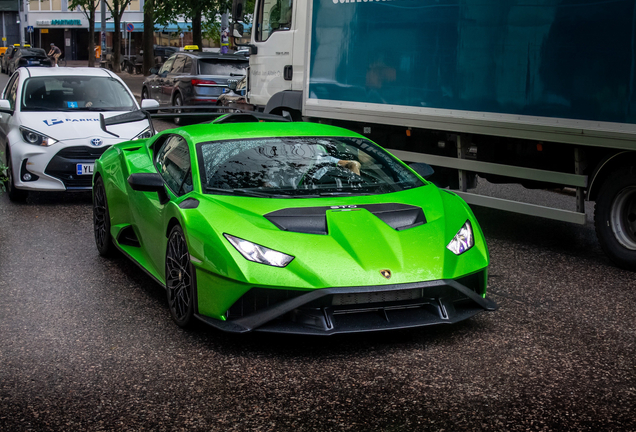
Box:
164 55 186 104
152 55 175 104
0 72 20 159
131 134 193 276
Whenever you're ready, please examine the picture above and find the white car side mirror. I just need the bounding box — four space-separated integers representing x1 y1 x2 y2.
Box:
140 99 160 109
0 99 12 114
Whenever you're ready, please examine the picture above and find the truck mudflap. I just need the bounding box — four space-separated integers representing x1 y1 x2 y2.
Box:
194 278 497 335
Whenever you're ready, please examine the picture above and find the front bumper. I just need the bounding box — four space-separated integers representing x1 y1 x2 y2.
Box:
44 145 110 189
195 277 497 335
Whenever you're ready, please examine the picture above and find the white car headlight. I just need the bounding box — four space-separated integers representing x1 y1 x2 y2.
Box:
224 234 294 267
447 220 474 255
19 126 58 146
132 127 153 140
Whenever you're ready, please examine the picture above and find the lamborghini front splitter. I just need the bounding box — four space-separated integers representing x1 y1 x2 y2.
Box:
194 278 497 335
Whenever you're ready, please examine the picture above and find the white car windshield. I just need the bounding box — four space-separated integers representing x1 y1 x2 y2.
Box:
21 76 136 112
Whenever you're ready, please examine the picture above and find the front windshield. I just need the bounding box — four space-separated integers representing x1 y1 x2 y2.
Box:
198 136 424 197
198 59 248 76
21 76 137 112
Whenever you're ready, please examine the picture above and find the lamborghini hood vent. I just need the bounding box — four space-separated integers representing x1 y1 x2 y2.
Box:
264 203 426 235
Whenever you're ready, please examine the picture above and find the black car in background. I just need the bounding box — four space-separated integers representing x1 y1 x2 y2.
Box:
1 46 19 74
141 52 248 125
7 47 52 74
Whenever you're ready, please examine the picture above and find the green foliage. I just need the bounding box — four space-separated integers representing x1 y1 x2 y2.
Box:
68 0 99 17
152 0 232 34
202 20 222 45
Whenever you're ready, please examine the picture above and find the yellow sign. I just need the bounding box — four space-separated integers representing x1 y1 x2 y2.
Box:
41 29 49 34
184 45 199 51
1 37 5 41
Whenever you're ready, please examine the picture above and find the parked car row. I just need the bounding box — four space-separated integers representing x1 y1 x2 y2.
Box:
1 45 52 75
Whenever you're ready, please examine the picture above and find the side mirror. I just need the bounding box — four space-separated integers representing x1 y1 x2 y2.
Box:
149 67 158 75
232 22 244 39
0 99 13 114
140 99 160 109
232 0 245 22
409 162 435 179
128 173 169 204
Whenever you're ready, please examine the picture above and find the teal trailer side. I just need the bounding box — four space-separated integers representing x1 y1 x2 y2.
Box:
309 0 636 125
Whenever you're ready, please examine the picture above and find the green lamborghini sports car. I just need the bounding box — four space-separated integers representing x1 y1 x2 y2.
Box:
92 116 496 334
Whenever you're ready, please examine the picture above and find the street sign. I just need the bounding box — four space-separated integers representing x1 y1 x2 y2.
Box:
126 23 134 32
27 26 33 33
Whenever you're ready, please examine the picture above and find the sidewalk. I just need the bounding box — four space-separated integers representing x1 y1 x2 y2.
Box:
65 60 147 99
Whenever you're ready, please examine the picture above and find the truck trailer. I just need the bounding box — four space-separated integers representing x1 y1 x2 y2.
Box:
230 0 636 270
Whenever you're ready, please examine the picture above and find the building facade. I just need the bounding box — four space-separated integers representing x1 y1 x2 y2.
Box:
17 0 192 61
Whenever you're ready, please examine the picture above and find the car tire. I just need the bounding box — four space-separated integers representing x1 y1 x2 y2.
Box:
594 166 636 270
173 93 184 126
141 88 149 100
93 176 115 257
5 148 28 202
166 224 196 327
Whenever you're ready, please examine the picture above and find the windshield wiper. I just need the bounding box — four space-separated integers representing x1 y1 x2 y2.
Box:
205 186 290 198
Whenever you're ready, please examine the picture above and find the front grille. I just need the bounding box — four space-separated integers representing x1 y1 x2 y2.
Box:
55 146 110 159
44 145 110 188
332 288 425 306
227 288 304 319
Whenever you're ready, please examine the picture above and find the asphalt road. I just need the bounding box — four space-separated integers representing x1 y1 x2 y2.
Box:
1 68 635 431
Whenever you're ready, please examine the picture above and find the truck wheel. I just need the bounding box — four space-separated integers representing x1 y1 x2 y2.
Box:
594 166 636 270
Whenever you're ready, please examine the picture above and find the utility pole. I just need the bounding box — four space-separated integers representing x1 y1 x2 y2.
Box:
17 0 24 45
100 0 106 65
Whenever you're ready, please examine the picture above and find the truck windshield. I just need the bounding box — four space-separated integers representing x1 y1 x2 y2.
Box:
21 76 136 112
198 136 425 197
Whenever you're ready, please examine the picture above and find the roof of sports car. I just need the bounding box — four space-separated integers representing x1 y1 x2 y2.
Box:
174 121 364 143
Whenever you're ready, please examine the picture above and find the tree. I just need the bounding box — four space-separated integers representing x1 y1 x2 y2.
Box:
105 0 133 72
154 0 232 50
68 0 100 66
142 0 154 74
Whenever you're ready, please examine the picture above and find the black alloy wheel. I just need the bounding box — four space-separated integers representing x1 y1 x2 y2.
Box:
5 149 28 202
93 176 114 256
173 93 183 126
166 225 195 327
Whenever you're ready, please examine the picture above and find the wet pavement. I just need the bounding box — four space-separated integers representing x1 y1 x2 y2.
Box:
1 68 636 431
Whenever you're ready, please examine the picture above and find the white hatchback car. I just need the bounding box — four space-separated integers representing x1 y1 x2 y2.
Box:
0 67 157 201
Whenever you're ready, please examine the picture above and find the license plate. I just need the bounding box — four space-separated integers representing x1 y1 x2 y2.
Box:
76 163 94 175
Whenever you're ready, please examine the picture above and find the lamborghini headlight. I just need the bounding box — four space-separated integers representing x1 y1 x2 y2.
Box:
224 234 294 267
19 126 58 146
132 127 153 140
446 220 474 255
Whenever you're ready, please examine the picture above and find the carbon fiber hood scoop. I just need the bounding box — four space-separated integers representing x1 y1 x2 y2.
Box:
264 203 426 235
